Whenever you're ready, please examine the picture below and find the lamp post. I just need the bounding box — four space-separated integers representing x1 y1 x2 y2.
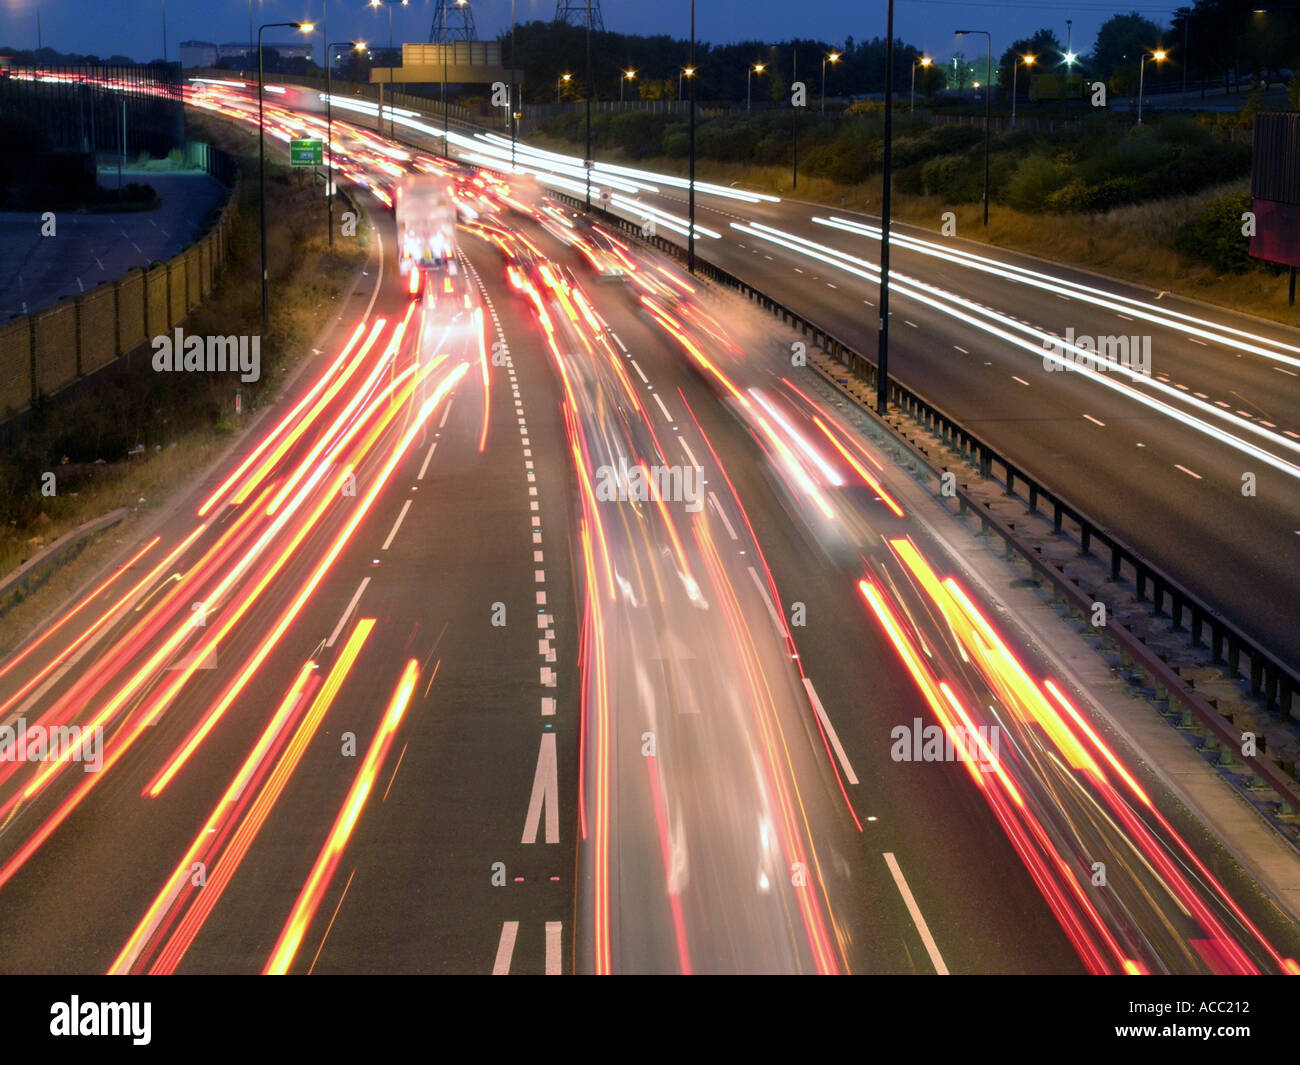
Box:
878 0 895 415
259 20 315 328
1137 49 1166 125
621 68 635 102
557 71 571 103
678 65 694 100
510 0 517 167
910 55 932 112
688 0 695 273
1011 53 1034 126
792 48 799 188
585 0 592 208
955 29 991 226
327 41 366 246
748 62 764 111
821 51 839 112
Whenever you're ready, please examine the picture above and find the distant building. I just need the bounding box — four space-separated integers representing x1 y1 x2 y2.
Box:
218 42 313 62
179 40 218 68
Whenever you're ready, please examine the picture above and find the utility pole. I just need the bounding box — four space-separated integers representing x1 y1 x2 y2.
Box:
878 0 894 414
585 0 592 208
688 0 695 273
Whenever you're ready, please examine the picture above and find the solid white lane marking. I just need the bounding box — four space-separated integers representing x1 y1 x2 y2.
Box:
522 732 560 844
1175 464 1202 480
545 922 562 975
492 921 519 975
380 499 412 551
803 679 858 785
883 852 948 975
1083 414 1105 427
326 578 370 648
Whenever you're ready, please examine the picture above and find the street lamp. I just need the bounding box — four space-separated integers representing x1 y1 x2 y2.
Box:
371 0 405 140
678 65 694 100
621 68 635 102
955 29 991 226
1011 53 1035 127
259 19 314 328
688 0 695 273
821 51 840 112
557 71 571 104
748 62 764 111
326 40 366 246
879 0 896 415
1137 49 1166 125
910 55 932 112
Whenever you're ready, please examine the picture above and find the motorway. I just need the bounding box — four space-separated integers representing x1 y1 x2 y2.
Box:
356 114 1300 671
0 80 1296 974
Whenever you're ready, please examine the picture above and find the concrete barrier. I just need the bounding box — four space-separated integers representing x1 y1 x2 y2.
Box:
79 284 117 373
145 263 168 340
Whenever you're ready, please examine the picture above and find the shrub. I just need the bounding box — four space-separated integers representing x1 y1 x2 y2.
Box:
1004 153 1067 211
1175 191 1254 272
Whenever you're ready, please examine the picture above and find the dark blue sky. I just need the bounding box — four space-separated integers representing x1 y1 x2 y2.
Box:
1 0 1188 64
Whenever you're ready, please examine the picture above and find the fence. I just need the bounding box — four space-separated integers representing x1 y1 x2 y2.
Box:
0 143 239 424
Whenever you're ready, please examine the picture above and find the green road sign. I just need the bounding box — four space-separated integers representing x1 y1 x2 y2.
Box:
290 139 323 166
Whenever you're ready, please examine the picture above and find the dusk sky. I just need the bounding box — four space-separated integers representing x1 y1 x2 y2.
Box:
1 0 1190 65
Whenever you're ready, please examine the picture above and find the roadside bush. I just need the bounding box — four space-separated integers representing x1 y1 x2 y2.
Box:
1004 153 1066 211
1175 191 1254 272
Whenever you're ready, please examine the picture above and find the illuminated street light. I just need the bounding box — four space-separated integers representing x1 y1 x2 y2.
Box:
747 62 765 111
1137 49 1166 125
821 50 840 112
1011 53 1035 127
621 68 635 102
258 19 314 327
911 55 932 112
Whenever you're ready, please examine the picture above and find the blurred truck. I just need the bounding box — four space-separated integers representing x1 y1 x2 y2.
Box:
394 173 457 296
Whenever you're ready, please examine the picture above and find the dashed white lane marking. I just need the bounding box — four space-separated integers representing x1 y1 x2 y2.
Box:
709 491 738 541
953 345 968 354
678 436 701 469
380 499 412 551
1275 366 1299 377
492 921 519 975
326 577 370 648
542 696 556 716
611 332 628 353
904 320 917 328
746 565 784 634
439 398 454 428
1083 414 1105 427
1186 337 1208 346
545 921 562 975
629 359 649 383
1175 464 1203 480
652 393 673 423
826 282 837 289
1011 376 1030 387
803 679 858 785
522 732 560 844
883 852 949 975
1116 313 1133 321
